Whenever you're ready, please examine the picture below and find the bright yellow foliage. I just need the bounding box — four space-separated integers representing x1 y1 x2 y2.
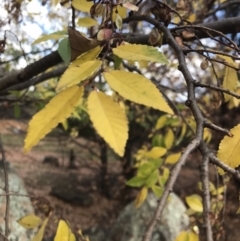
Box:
165 152 181 164
134 186 148 208
113 44 168 64
32 218 49 241
87 91 128 156
77 17 98 27
54 220 71 241
112 5 127 22
72 0 93 12
175 231 199 241
218 55 238 102
17 214 42 229
24 86 84 152
144 146 167 159
104 70 174 114
56 60 102 92
217 124 240 173
164 129 174 149
72 45 102 66
186 194 203 213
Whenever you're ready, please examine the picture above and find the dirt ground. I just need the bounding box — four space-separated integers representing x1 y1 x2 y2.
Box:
0 119 240 241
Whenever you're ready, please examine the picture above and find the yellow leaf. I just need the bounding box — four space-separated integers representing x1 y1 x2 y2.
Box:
134 187 148 208
217 55 238 102
56 60 102 92
188 231 199 241
155 115 168 130
87 91 128 156
174 231 188 241
164 128 174 149
72 0 93 12
77 17 98 27
24 86 84 152
144 146 167 159
70 233 76 241
17 214 42 229
112 5 127 22
32 31 67 45
54 220 71 241
113 44 168 64
32 218 49 241
104 70 173 114
165 152 181 164
186 194 203 213
217 124 240 172
72 45 102 66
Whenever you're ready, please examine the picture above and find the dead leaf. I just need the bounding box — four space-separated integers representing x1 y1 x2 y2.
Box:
68 27 100 62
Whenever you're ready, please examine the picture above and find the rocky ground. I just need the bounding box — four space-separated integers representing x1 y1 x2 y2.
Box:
0 119 240 240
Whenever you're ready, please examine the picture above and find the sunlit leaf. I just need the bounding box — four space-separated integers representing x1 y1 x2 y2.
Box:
24 86 84 152
155 115 168 130
88 91 128 156
32 31 67 45
165 152 181 164
113 44 168 63
72 45 102 66
77 17 98 27
217 124 240 173
217 55 238 102
72 0 93 12
144 147 167 159
104 70 173 114
32 218 49 241
174 230 188 241
164 128 174 149
17 214 42 229
56 60 102 92
186 194 203 213
54 220 71 241
112 5 127 21
134 187 148 208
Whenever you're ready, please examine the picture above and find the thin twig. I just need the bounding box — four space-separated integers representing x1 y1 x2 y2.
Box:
143 139 200 241
0 136 9 240
201 155 214 241
204 119 232 137
195 82 240 99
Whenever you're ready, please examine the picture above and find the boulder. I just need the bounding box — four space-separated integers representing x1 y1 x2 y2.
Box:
0 161 34 241
106 192 189 241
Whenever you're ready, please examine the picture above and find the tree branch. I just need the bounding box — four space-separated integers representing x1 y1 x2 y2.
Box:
1 17 240 93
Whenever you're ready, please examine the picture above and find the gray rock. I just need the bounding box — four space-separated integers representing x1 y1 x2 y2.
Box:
0 161 34 241
107 192 189 241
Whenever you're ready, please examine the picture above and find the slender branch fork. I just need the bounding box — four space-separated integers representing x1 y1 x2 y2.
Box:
124 14 240 241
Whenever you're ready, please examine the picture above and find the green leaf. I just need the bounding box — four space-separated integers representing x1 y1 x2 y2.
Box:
146 169 159 187
113 44 168 64
151 185 163 197
126 176 146 187
138 162 156 178
144 146 167 159
164 128 174 149
14 103 21 118
58 38 71 65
